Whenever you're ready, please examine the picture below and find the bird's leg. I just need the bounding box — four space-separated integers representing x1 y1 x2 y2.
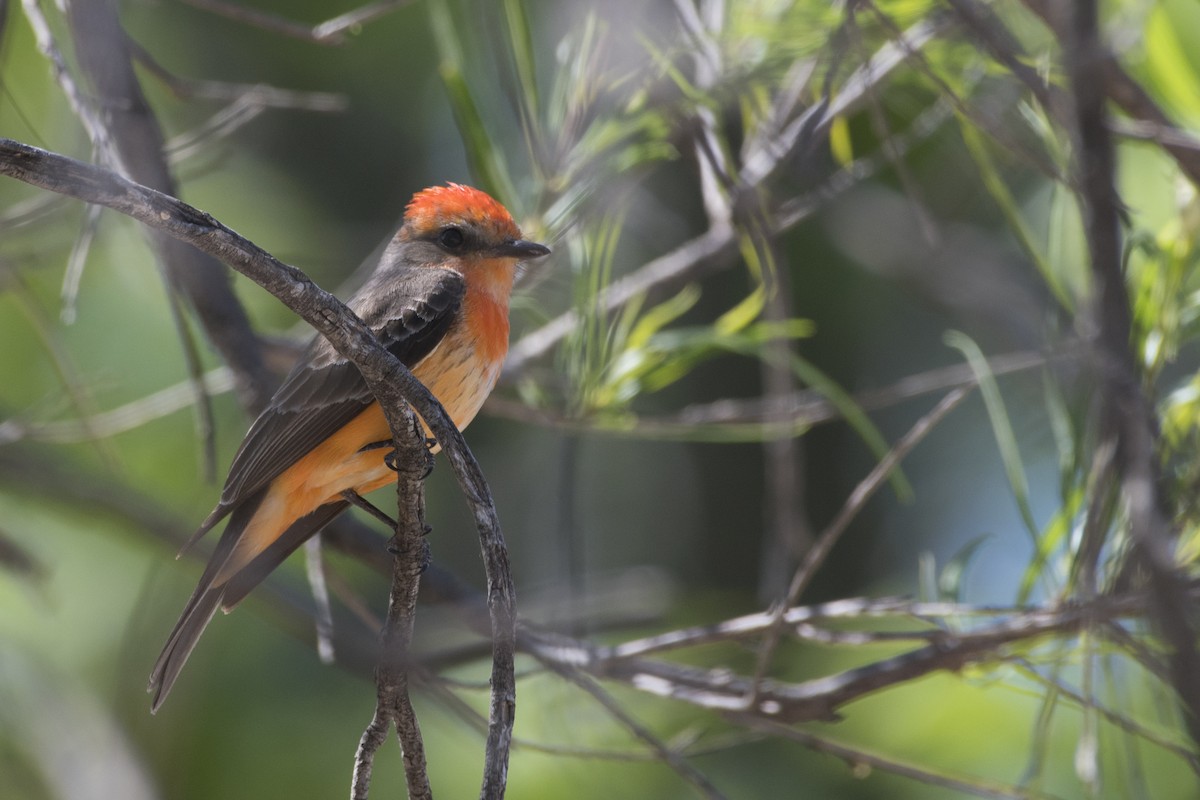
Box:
340 489 397 529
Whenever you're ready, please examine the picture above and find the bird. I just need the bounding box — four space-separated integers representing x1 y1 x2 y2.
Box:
148 183 549 711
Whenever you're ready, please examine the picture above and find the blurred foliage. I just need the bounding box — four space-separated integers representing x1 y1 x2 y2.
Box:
3 0 1200 798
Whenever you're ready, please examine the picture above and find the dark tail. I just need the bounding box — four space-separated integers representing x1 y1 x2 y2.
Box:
149 490 266 712
148 586 224 713
148 495 350 712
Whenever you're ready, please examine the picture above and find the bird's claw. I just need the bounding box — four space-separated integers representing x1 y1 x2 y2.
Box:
383 446 434 479
384 533 431 571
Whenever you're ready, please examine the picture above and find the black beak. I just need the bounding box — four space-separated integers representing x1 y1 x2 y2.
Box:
495 239 551 260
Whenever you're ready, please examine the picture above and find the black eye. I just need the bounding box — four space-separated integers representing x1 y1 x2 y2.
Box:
438 227 465 249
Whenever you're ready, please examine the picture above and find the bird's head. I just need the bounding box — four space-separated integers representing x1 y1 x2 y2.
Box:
390 184 549 287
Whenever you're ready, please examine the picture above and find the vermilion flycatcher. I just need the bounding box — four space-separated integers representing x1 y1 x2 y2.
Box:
149 184 549 711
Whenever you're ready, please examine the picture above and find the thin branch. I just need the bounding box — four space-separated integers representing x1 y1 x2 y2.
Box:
726 713 1069 800
130 40 347 113
748 386 972 697
353 413 433 799
0 366 235 444
1010 658 1200 774
59 201 102 324
568 591 1173 722
19 0 112 151
180 0 420 45
545 661 729 800
304 537 337 665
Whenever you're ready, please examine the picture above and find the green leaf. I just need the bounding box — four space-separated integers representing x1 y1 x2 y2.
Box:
945 331 1041 549
939 534 993 602
430 2 517 203
1143 3 1200 125
786 352 914 501
626 285 702 351
1017 485 1081 604
959 119 1075 310
829 114 854 167
714 283 766 335
503 0 540 121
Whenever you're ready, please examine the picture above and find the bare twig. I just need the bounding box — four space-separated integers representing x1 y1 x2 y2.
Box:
1011 658 1200 774
726 713 1068 800
0 366 235 444
748 387 972 696
353 413 433 800
180 0 420 45
304 537 337 665
547 663 729 799
60 201 102 323
0 192 67 229
130 40 347 113
517 588 1182 724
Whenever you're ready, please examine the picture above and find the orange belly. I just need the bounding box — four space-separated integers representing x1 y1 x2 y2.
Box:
215 322 505 584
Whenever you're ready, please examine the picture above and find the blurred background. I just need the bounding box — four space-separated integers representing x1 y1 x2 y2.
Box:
2 0 1199 797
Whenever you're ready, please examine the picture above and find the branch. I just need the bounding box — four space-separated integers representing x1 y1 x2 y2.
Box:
748 387 971 693
1020 0 1200 188
352 415 433 800
0 138 517 797
180 0 421 45
1064 0 1200 745
512 589 1181 725
63 0 274 414
724 713 1067 800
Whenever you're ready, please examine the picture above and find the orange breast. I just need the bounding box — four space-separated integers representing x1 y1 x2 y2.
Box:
216 290 511 582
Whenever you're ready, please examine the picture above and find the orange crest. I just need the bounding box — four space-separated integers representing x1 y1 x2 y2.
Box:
403 183 522 241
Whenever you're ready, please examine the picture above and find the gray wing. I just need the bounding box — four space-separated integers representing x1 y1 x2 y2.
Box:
192 266 464 538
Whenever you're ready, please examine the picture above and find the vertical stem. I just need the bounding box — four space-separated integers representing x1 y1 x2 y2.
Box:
1067 0 1200 745
352 412 433 799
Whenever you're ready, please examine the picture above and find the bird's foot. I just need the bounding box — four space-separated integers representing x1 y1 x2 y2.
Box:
385 533 432 572
384 442 436 478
